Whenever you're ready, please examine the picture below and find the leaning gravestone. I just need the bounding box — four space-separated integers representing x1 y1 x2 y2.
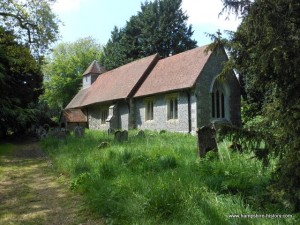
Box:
196 125 218 157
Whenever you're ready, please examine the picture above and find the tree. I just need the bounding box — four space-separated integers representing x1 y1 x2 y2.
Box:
0 0 60 136
41 37 103 118
0 27 43 135
0 0 60 56
220 0 300 211
101 27 128 70
101 0 197 70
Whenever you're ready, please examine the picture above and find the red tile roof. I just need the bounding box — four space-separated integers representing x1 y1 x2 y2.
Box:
65 87 90 109
134 45 212 97
66 46 213 109
63 109 87 122
66 54 159 109
83 60 106 76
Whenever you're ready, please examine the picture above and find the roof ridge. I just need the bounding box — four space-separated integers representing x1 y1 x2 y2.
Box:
115 53 158 68
134 45 215 98
165 45 210 58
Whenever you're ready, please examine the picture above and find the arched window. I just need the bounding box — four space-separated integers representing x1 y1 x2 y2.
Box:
145 99 154 121
211 89 225 119
167 96 178 120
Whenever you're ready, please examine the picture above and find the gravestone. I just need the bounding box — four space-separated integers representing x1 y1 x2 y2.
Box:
114 130 128 142
136 130 145 138
121 130 128 142
74 126 84 138
196 125 218 157
114 130 121 142
107 127 115 135
36 126 47 139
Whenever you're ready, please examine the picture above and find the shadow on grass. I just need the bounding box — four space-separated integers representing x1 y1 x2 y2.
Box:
0 140 104 225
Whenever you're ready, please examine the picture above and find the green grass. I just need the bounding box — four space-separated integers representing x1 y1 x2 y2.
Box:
40 130 297 225
0 143 14 156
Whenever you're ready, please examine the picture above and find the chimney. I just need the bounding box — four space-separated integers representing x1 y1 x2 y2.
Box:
82 60 106 89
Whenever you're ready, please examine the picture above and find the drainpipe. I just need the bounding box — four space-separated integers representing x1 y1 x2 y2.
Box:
86 108 89 129
187 91 192 133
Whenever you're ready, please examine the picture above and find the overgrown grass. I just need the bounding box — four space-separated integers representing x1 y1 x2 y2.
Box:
40 130 296 225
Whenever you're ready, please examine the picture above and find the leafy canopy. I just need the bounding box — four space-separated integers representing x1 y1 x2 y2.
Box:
0 0 60 56
41 37 103 114
0 27 43 134
101 0 197 70
220 0 300 211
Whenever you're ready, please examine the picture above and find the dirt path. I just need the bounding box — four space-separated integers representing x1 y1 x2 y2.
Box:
0 139 104 225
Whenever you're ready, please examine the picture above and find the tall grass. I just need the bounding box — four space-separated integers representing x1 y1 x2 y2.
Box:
41 130 295 225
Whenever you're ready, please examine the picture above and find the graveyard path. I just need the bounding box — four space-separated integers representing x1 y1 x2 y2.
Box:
0 138 105 225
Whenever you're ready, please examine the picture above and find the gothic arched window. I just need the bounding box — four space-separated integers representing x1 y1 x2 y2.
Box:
211 89 225 119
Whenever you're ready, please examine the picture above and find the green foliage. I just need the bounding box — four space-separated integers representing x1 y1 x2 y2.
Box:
0 0 60 55
0 0 59 134
41 37 103 111
101 0 197 70
40 130 297 224
0 27 43 134
221 0 300 211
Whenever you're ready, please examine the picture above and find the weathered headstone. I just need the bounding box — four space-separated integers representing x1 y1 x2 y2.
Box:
196 125 218 157
114 130 128 142
114 130 121 142
36 126 47 139
40 129 48 139
74 126 84 138
120 130 128 142
136 130 146 138
107 127 115 135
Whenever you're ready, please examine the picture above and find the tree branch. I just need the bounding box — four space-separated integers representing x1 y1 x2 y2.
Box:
0 11 37 44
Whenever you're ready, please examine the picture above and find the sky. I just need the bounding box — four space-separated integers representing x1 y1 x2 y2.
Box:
52 0 241 47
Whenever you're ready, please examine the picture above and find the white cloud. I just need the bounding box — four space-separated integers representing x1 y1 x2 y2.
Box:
52 0 82 13
182 0 241 31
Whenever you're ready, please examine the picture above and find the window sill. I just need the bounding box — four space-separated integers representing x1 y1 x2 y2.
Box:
210 118 229 125
145 119 154 123
167 119 179 123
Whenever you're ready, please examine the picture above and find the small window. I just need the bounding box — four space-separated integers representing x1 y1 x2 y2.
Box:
167 96 178 120
101 109 108 124
145 100 154 121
